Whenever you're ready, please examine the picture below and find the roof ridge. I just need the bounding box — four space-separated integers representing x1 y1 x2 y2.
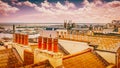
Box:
63 48 92 60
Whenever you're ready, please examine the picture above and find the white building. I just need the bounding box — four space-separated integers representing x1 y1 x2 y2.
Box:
103 29 114 34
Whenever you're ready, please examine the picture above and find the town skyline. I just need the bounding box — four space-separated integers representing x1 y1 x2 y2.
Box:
0 0 120 23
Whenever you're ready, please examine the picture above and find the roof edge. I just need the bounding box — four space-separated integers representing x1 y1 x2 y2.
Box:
63 48 92 60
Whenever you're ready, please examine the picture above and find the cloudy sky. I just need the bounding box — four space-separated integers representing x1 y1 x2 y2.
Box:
0 0 120 23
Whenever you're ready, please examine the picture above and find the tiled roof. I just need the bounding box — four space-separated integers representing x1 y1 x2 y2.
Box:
63 48 108 68
96 38 120 52
0 48 23 68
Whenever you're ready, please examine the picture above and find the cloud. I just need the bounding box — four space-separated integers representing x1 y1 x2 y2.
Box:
41 0 52 8
105 1 120 8
65 1 76 9
1 0 120 23
93 0 103 6
35 6 53 14
55 2 68 10
0 1 19 16
34 0 76 14
16 2 22 6
23 1 37 7
16 1 37 7
83 0 89 5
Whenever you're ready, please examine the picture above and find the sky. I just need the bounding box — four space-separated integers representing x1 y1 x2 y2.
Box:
0 0 120 23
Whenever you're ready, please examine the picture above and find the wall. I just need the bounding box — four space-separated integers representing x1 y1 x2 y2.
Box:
57 31 120 51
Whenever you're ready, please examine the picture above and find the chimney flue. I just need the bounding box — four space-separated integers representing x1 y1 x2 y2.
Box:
20 34 22 44
18 34 20 44
24 34 28 45
38 36 42 49
43 37 47 50
48 38 52 51
22 34 24 45
53 38 58 52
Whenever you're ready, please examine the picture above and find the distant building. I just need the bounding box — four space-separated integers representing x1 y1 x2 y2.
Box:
106 23 115 29
63 20 76 29
102 29 114 34
0 26 5 33
118 28 120 34
71 23 76 28
56 29 68 38
87 30 94 36
39 30 57 38
112 20 120 25
0 29 4 33
93 20 120 34
106 20 120 29
93 26 103 33
64 20 67 28
103 20 120 34
71 28 94 35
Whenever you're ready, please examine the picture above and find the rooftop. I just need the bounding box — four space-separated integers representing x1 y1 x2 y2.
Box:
0 48 23 68
25 48 114 68
63 48 110 68
59 39 90 54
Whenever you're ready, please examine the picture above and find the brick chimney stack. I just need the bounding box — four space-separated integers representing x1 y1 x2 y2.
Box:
24 34 28 45
43 37 47 50
18 34 20 44
53 38 58 52
48 38 52 51
13 33 29 46
35 36 63 68
20 34 22 44
38 36 42 49
16 33 19 43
